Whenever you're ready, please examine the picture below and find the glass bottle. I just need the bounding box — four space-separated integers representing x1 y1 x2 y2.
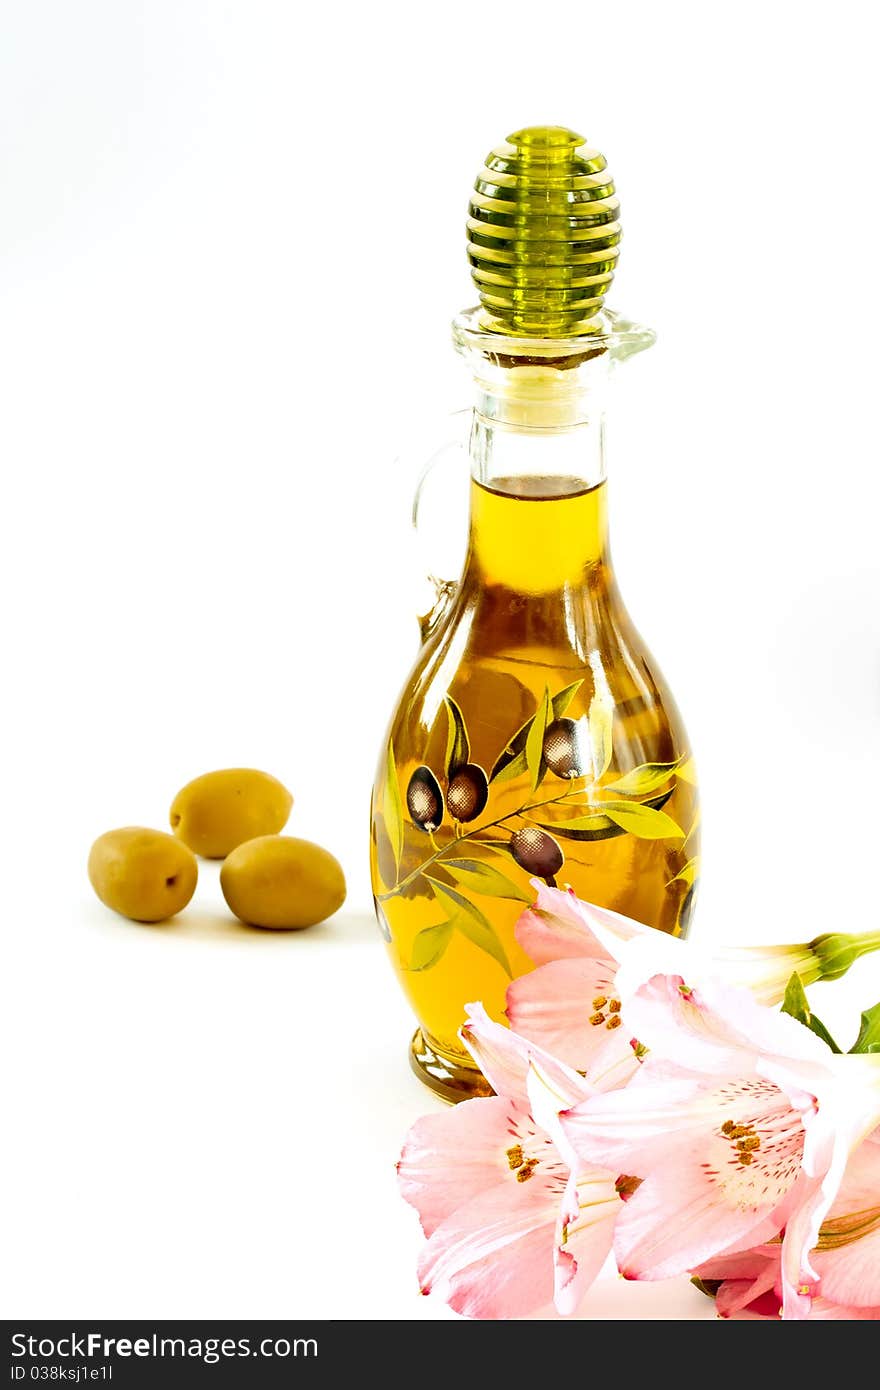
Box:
370 127 699 1100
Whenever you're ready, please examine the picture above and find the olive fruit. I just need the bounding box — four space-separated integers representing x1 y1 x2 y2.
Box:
406 766 443 833
220 835 346 929
88 827 198 922
169 768 293 858
446 763 489 823
543 717 588 779
510 826 564 879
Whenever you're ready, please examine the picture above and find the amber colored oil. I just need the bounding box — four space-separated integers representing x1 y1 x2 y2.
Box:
370 474 698 1098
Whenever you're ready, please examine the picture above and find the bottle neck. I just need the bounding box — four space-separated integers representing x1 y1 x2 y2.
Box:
450 306 655 596
468 469 609 593
469 410 606 493
465 367 611 592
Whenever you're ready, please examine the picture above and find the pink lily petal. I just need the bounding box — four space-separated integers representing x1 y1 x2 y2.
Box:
553 1167 620 1315
702 1240 880 1321
418 1181 561 1319
813 1128 880 1308
460 1002 591 1110
400 1007 618 1319
624 973 833 1076
715 1262 780 1319
517 882 649 962
563 1062 809 1279
506 957 638 1083
515 884 612 965
796 1299 880 1319
693 1244 781 1318
769 1056 880 1317
508 1060 619 1317
398 1097 525 1238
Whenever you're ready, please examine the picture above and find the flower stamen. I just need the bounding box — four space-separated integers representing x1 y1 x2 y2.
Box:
506 1144 524 1171
720 1118 762 1166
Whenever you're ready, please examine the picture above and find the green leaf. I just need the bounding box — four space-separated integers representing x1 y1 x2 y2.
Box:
441 858 532 902
489 680 583 783
802 1014 841 1054
782 971 811 1023
384 743 404 875
534 812 622 842
526 687 551 791
444 696 470 779
667 856 700 888
782 972 842 1053
588 692 614 778
600 801 684 840
690 1276 722 1300
424 877 512 976
409 921 454 971
604 756 685 797
850 1003 880 1054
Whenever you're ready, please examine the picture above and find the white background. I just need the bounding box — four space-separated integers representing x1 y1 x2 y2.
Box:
2 0 879 1321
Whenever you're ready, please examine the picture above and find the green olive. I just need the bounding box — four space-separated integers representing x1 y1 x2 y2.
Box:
220 835 346 929
169 768 293 858
88 827 198 922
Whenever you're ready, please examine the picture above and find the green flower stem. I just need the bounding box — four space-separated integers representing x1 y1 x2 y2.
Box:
378 786 583 902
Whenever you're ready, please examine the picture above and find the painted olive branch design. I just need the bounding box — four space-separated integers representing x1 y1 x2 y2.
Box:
375 784 583 902
375 681 696 974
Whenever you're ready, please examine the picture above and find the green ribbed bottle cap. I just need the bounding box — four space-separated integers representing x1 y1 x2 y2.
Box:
467 126 621 337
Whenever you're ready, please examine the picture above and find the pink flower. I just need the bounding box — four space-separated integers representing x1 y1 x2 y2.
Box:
559 972 880 1318
507 884 880 1075
506 885 646 1081
695 1129 880 1319
397 1004 620 1319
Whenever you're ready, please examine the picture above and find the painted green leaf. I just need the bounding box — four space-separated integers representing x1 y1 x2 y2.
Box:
526 687 551 791
667 856 700 888
782 972 842 1053
552 679 584 719
533 812 623 842
492 748 528 785
850 1002 880 1054
444 696 470 779
489 680 583 783
453 911 512 977
588 692 614 778
604 756 685 797
384 743 404 875
441 858 532 902
469 838 518 857
409 921 454 971
601 800 684 840
371 812 397 891
676 757 698 786
424 877 512 976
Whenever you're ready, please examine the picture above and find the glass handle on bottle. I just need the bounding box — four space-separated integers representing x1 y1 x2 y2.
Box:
410 409 471 642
